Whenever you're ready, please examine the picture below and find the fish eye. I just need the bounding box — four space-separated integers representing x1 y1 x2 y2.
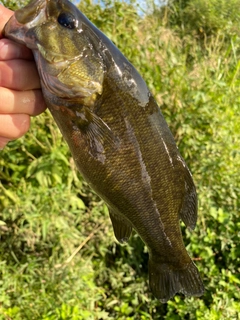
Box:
57 12 76 29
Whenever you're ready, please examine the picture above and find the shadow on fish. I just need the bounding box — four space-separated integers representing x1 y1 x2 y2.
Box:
3 0 204 303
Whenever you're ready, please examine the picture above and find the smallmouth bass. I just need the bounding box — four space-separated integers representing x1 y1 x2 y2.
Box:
4 0 204 302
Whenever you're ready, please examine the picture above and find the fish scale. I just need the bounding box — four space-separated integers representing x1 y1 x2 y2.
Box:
4 0 204 302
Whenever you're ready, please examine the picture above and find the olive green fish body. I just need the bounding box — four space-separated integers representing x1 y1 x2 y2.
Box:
4 0 204 302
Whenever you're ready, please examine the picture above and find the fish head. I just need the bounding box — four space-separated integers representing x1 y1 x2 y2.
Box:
4 0 150 107
4 0 105 103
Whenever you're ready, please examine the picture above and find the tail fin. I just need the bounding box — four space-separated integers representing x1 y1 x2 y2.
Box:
149 259 204 303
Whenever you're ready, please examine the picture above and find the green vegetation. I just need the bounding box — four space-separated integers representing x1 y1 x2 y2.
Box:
1 0 240 318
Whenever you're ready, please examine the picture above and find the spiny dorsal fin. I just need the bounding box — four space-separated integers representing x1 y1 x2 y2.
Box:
108 208 132 244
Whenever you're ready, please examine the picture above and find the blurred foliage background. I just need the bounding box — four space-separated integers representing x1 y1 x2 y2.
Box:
0 0 240 319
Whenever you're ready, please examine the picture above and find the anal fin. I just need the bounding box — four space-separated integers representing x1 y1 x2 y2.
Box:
108 208 132 244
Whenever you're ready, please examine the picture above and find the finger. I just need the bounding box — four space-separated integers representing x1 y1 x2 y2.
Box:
0 5 13 38
0 38 33 60
0 113 30 139
0 137 11 149
0 87 46 115
0 59 41 90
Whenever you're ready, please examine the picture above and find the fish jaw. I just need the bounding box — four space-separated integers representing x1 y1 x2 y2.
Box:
4 0 105 102
3 0 47 49
4 0 150 108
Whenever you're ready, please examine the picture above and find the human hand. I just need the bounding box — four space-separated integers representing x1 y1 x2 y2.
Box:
0 5 46 149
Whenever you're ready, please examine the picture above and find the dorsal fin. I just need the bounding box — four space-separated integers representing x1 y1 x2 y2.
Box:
179 165 198 230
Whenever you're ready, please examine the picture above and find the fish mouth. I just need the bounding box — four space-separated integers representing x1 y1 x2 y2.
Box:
36 41 83 66
4 0 80 66
15 0 47 25
3 0 47 49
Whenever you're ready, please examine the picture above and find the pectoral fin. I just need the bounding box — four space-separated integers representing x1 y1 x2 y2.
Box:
109 208 132 243
74 107 120 162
